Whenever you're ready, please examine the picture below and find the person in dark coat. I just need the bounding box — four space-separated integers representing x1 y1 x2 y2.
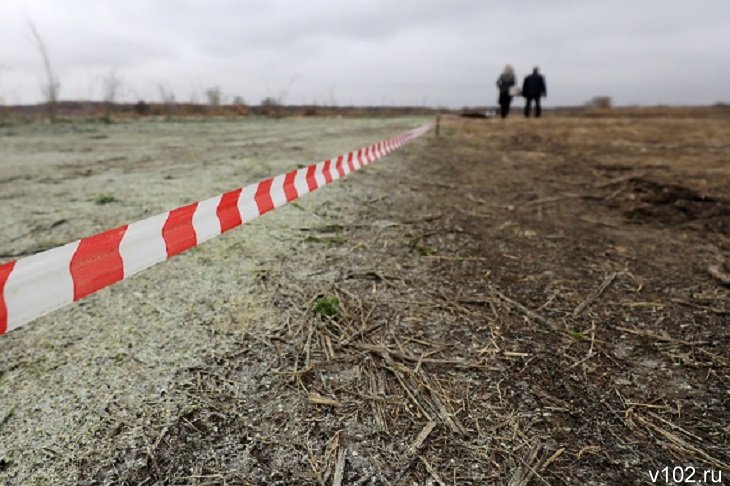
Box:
496 65 516 119
522 67 547 117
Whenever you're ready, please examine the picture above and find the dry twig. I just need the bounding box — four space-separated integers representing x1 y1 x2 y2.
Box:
573 272 616 316
333 447 347 486
629 412 730 470
616 327 706 346
407 421 437 456
393 421 438 484
308 393 341 408
492 289 552 327
708 262 730 285
540 447 565 472
419 456 447 486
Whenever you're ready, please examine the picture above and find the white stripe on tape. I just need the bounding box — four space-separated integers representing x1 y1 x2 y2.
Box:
4 241 80 333
119 213 170 279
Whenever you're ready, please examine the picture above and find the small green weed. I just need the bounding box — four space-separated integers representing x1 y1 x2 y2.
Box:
405 236 436 256
569 330 587 341
95 194 116 205
330 231 347 245
314 297 340 319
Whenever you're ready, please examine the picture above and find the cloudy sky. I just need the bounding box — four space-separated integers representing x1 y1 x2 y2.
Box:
0 0 728 108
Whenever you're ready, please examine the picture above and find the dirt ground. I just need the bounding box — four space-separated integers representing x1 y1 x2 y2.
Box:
1 109 729 485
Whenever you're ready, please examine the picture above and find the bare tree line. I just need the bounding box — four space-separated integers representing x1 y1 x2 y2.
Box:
20 21 250 123
15 22 432 123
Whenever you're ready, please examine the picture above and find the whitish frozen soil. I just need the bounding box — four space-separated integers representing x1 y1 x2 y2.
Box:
0 116 430 484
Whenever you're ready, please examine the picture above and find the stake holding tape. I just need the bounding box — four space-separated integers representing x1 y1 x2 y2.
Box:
0 122 434 335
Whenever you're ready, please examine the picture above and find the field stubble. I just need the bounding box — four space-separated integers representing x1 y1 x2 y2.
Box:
1 109 729 484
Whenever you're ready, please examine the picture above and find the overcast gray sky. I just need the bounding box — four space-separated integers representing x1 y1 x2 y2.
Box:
1 0 728 108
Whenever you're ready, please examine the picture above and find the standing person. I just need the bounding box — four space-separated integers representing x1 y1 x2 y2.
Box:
522 67 547 117
496 65 516 119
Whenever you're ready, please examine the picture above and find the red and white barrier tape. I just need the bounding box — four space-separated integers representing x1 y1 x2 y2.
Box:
0 122 433 335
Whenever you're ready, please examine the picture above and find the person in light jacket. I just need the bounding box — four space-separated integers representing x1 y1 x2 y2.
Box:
496 65 516 119
522 67 547 117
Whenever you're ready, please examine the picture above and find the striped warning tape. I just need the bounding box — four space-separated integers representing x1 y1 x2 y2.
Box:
0 122 434 335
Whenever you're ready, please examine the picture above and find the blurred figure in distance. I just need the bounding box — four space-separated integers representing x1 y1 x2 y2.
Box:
522 67 547 117
496 65 517 119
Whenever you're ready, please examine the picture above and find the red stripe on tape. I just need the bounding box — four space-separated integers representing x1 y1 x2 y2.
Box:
163 203 199 257
70 226 127 301
255 178 275 215
322 159 333 184
283 170 298 202
217 188 243 233
335 155 345 178
346 152 355 173
306 164 318 192
0 261 16 334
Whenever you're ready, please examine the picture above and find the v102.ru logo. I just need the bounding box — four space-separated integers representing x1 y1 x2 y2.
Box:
648 466 723 484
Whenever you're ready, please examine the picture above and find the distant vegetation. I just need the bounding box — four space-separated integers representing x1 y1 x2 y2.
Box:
0 100 441 124
1 99 727 126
